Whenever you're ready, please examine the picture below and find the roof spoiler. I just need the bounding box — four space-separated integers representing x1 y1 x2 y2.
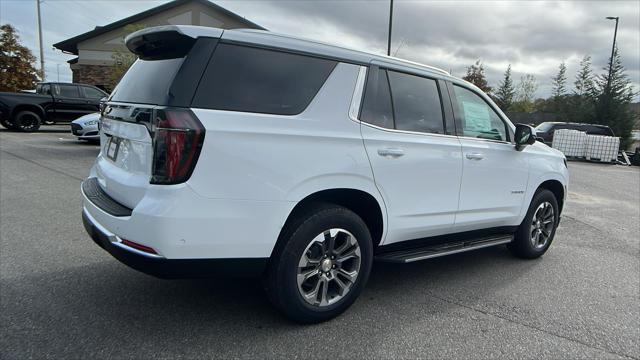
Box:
125 25 223 60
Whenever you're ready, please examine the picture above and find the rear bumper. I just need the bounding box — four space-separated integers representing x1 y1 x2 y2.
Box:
82 209 267 278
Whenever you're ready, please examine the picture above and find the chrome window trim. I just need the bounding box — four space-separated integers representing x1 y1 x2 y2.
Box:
348 66 368 122
360 120 459 140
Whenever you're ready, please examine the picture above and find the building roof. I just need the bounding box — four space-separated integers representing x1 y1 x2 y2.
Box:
53 0 265 54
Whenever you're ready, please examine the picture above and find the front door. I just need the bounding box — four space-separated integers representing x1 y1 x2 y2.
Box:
359 67 463 244
448 83 529 231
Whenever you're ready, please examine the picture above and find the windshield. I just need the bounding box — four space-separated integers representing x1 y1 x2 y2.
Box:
535 123 554 132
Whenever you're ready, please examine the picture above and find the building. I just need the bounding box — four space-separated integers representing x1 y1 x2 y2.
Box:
53 0 264 90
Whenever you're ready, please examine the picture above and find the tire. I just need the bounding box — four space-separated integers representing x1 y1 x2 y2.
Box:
508 189 559 259
13 110 42 132
0 117 18 130
265 204 373 323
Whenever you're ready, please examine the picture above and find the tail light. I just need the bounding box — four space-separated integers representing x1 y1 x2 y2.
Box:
151 108 205 184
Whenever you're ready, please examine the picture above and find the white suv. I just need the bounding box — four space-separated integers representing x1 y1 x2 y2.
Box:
81 25 568 323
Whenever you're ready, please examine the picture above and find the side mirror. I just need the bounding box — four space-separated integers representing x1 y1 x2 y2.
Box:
514 124 536 151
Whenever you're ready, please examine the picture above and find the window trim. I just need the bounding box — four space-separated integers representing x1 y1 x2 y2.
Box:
448 81 512 143
358 65 451 137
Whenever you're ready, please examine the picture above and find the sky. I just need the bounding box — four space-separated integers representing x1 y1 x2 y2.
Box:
1 0 639 99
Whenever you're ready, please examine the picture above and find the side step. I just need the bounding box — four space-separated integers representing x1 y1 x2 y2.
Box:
375 235 513 263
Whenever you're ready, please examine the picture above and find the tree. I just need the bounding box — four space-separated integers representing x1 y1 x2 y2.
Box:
510 74 538 112
574 55 595 97
109 24 146 86
593 46 636 149
494 64 515 110
462 60 492 94
0 24 39 92
565 55 596 123
551 61 567 98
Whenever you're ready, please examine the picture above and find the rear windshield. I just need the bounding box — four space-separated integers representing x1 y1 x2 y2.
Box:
109 58 184 105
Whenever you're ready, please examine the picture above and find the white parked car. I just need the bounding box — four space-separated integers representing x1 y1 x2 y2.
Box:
82 25 569 323
71 113 100 141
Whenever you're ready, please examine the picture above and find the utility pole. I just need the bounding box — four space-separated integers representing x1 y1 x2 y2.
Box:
387 0 393 56
605 16 619 93
36 0 45 80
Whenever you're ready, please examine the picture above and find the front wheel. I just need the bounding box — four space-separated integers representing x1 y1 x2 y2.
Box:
265 204 373 323
508 189 559 259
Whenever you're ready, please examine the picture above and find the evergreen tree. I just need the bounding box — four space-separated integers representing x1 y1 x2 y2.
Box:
494 64 515 110
462 60 492 94
593 46 636 149
551 62 567 98
0 24 39 92
565 55 596 123
574 55 595 97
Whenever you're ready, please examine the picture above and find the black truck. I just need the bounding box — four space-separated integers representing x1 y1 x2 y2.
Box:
0 82 108 132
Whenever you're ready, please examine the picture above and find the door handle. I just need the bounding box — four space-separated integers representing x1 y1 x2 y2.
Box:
378 148 405 158
465 152 484 160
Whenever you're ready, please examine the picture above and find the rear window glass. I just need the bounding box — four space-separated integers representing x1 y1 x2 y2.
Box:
57 85 79 98
192 44 337 115
110 58 184 105
535 123 554 132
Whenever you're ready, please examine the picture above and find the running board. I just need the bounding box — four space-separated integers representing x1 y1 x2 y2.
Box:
375 235 513 263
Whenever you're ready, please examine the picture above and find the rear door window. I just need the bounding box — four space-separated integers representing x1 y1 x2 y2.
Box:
387 70 444 134
57 84 80 98
192 44 337 115
360 69 394 129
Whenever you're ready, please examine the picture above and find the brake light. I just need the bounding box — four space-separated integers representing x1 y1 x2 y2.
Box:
151 109 205 184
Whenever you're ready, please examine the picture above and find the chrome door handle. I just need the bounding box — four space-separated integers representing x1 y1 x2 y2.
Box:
465 152 484 160
378 148 405 158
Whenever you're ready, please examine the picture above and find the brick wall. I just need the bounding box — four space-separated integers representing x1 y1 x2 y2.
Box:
70 64 116 92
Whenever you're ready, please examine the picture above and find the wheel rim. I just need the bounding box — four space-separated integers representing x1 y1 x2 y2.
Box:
18 114 39 131
530 202 554 249
296 228 361 307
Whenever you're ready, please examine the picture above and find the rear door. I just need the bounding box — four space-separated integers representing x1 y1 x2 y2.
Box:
81 86 107 112
95 32 218 209
53 84 88 121
449 83 529 231
360 66 463 243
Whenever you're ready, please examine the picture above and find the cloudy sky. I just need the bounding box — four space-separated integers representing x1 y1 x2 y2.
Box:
1 0 639 99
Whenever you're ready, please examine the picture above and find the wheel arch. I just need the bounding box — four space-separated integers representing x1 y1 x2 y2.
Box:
537 179 565 214
12 104 46 121
270 188 386 261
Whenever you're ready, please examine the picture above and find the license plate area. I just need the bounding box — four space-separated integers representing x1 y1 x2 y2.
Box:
105 136 122 161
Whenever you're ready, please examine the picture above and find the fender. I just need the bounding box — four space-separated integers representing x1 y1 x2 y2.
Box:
284 172 389 242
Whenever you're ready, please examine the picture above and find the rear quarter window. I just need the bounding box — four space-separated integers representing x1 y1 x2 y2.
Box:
192 44 337 115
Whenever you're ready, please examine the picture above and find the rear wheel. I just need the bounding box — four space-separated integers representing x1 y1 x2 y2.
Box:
265 204 373 323
0 117 17 130
508 189 559 259
13 111 42 132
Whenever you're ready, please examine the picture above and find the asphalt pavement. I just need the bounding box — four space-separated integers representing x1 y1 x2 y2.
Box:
1 126 638 359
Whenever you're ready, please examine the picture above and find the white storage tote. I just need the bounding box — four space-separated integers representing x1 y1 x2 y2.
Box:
551 129 587 158
585 135 620 163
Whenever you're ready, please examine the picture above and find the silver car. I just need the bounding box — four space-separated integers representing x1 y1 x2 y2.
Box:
71 113 100 141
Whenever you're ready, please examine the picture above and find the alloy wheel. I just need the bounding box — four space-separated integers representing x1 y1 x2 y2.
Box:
296 228 361 307
530 201 554 249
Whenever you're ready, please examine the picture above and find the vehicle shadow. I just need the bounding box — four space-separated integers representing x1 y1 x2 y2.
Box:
1 245 541 357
